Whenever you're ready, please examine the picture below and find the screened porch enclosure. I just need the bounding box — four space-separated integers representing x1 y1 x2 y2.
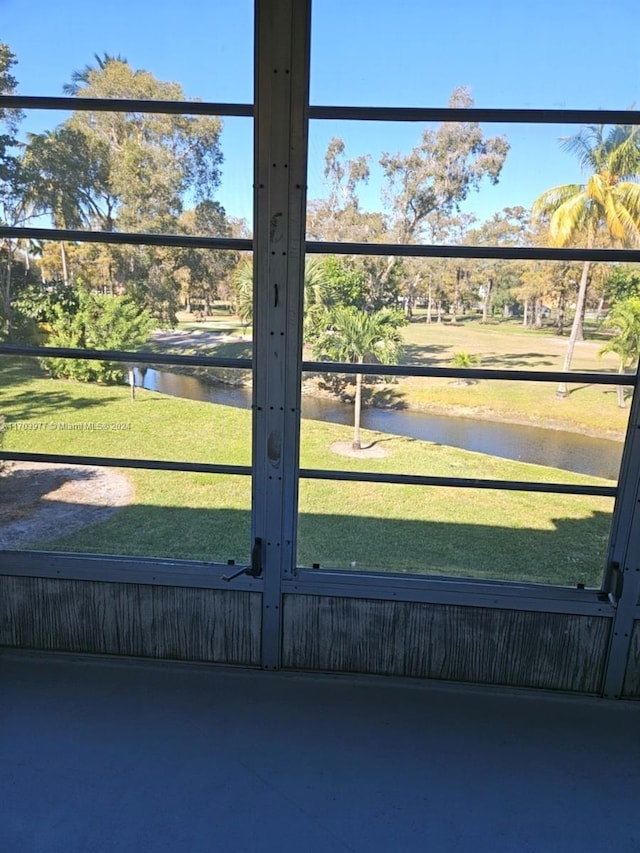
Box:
1 0 640 705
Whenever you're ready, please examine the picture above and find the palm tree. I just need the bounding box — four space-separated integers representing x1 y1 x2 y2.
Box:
313 306 404 450
599 297 640 408
25 125 117 266
533 124 640 397
231 257 253 326
231 256 329 331
451 350 480 386
62 52 127 96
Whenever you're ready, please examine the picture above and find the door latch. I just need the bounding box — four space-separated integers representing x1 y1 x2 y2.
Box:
607 561 624 606
223 538 263 582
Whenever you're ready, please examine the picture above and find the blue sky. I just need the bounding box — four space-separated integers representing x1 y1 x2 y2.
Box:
2 0 640 229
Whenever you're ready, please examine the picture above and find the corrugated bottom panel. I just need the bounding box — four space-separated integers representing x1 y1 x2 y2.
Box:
623 620 640 698
282 594 610 693
0 576 261 666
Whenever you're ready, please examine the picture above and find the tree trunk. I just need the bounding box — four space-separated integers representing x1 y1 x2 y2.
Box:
60 242 69 286
481 278 493 323
377 256 397 290
555 293 566 335
557 259 591 398
426 284 433 324
534 297 543 329
451 269 461 323
522 299 529 328
574 292 586 342
2 244 13 336
1 278 10 336
404 273 420 319
617 359 626 409
353 361 363 450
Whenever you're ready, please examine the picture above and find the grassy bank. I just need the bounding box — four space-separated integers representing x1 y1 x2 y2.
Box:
0 358 613 586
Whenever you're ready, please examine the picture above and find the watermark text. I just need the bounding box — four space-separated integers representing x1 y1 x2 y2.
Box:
1 421 132 432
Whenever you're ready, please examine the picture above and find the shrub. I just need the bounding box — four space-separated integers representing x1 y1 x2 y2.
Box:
43 290 154 384
451 350 481 386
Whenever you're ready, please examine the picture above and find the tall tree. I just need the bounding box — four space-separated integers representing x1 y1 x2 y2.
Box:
25 57 227 321
377 87 509 288
64 58 224 231
173 201 238 316
308 88 509 309
533 124 640 397
24 127 113 283
312 306 404 450
0 44 32 337
468 207 530 323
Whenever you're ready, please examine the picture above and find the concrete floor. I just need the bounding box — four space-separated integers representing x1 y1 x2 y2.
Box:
1 651 639 853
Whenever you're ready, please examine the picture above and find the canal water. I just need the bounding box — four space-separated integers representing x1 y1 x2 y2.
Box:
135 368 623 480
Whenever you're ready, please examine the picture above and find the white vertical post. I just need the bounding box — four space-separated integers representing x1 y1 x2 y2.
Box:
252 0 311 668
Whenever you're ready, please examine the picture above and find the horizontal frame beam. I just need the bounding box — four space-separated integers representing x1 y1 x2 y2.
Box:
302 360 635 385
283 572 613 616
0 552 611 616
4 96 636 126
3 345 628 385
0 551 262 590
0 226 253 252
306 240 640 264
309 105 640 125
0 94 253 117
1 344 251 370
3 227 638 264
0 450 251 477
299 467 616 497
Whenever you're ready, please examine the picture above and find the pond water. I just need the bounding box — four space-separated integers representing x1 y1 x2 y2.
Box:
134 368 623 480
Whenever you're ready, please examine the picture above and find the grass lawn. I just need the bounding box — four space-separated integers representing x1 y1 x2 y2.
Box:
1 358 614 587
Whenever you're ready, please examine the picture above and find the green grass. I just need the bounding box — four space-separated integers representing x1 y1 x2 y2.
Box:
1 358 614 587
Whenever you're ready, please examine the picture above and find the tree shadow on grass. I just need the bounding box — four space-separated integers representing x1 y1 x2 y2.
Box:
562 383 621 397
3 389 122 422
400 346 557 371
602 387 633 405
0 463 127 550
0 464 97 522
146 336 252 361
0 358 43 389
206 339 253 360
478 353 556 368
10 503 612 589
400 344 450 365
